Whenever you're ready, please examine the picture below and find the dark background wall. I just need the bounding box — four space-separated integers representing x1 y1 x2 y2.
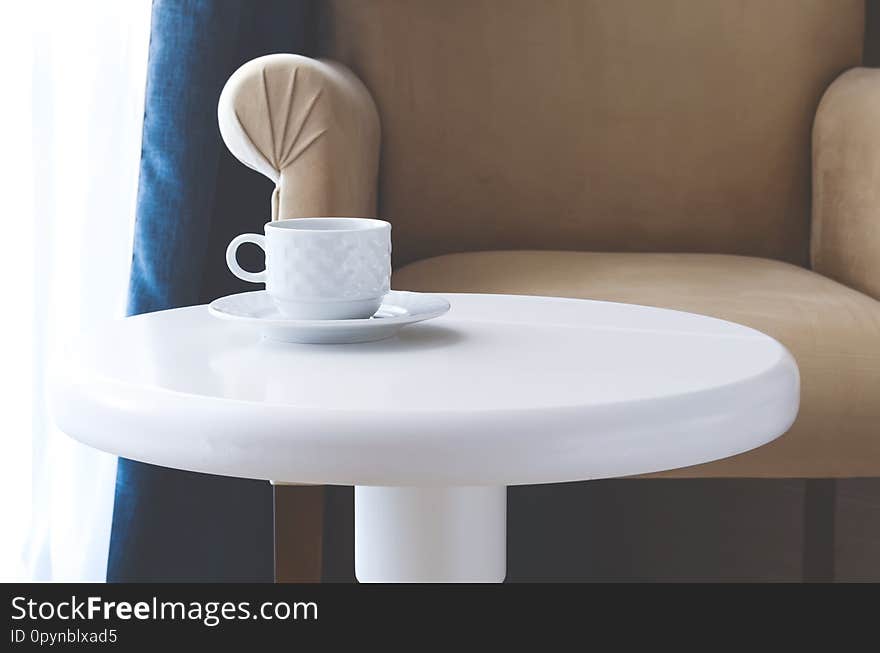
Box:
322 479 880 582
866 0 880 65
507 478 880 582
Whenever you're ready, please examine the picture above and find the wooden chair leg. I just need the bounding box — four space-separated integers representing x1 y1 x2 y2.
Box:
273 484 325 582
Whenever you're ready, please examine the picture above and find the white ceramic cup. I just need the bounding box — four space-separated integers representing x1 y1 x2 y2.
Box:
226 217 391 320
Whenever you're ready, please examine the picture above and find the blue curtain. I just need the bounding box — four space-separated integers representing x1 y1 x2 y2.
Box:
109 0 309 582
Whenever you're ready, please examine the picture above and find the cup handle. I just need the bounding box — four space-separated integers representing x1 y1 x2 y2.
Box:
226 233 267 283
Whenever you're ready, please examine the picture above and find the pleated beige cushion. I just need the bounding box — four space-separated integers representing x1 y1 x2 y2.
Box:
218 54 380 220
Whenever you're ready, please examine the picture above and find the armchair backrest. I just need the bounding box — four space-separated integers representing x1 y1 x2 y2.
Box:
316 0 864 267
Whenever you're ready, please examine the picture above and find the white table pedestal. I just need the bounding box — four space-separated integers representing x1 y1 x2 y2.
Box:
354 486 507 583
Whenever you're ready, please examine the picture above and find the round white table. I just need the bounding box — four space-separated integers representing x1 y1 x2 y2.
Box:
52 293 799 582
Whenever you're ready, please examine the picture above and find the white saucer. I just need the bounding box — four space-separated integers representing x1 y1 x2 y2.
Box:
208 290 450 344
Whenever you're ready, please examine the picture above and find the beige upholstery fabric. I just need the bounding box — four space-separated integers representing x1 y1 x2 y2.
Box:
394 251 880 478
317 0 863 266
218 54 380 220
813 67 880 302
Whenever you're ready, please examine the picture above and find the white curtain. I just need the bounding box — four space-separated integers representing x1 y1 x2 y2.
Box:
0 0 152 581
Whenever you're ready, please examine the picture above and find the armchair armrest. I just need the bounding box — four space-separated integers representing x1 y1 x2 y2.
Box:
812 67 880 300
218 54 380 220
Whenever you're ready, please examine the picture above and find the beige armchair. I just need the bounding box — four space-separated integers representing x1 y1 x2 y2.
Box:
219 0 879 579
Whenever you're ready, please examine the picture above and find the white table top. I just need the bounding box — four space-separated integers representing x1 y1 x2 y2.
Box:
53 293 799 485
